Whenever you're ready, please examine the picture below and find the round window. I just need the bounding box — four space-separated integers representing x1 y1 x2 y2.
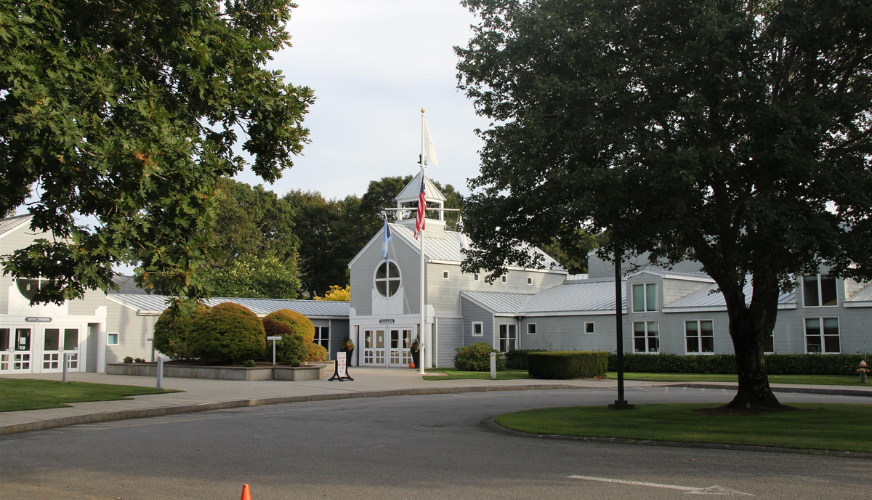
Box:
375 261 401 297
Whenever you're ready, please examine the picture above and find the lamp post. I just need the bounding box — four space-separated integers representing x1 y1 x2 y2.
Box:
609 251 634 410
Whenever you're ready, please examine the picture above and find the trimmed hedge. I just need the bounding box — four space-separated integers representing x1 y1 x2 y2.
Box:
264 309 315 343
153 302 210 360
528 351 608 379
607 353 868 376
277 333 307 366
504 349 546 369
454 342 505 371
188 303 266 364
306 343 328 362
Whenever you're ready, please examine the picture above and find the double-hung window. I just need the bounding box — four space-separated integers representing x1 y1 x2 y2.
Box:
499 324 517 352
685 320 714 354
632 284 657 312
802 275 838 307
314 326 330 350
633 321 659 353
805 317 840 353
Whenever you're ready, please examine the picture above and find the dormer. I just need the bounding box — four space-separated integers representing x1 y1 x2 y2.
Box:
393 171 447 239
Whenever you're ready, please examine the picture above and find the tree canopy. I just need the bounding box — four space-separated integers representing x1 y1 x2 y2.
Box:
457 0 872 409
0 0 314 304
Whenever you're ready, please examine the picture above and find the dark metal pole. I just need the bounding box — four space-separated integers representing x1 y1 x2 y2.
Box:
609 252 633 410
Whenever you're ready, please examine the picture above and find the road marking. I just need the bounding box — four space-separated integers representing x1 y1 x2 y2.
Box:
568 475 753 496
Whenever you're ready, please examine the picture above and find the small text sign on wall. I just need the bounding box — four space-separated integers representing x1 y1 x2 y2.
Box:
329 352 354 382
379 319 395 324
25 317 52 322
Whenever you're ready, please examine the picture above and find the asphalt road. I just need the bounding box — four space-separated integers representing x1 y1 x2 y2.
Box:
1 386 869 499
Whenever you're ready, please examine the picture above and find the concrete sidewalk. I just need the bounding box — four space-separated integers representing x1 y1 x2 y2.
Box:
2 369 870 436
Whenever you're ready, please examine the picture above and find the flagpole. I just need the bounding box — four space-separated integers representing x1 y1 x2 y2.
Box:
419 109 426 375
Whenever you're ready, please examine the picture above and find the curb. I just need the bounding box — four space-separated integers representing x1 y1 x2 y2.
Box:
667 383 872 398
0 383 579 436
480 417 872 460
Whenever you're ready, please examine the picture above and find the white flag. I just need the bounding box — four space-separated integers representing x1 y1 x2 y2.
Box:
422 117 439 166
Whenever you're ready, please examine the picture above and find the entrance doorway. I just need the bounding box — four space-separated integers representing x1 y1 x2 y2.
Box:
362 329 386 365
388 329 412 367
41 328 79 372
12 328 32 372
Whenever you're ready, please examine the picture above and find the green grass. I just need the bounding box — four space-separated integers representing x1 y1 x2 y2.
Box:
424 369 531 381
611 372 866 386
496 403 872 452
0 378 180 412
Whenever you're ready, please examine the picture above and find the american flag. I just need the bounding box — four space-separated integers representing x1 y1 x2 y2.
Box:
414 177 426 239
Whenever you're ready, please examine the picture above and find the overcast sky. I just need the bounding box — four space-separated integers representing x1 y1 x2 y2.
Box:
234 0 490 201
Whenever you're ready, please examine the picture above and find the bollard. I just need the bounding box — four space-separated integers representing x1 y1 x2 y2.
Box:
267 336 281 366
157 357 164 390
63 352 70 383
490 352 497 380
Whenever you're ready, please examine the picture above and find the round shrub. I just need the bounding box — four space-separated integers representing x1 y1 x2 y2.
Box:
263 309 315 343
188 303 266 364
454 342 505 371
306 343 328 362
153 302 210 360
276 333 307 366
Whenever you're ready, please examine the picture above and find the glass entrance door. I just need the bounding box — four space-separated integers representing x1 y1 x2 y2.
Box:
42 328 79 372
388 329 412 367
0 328 10 373
12 328 32 372
362 329 386 366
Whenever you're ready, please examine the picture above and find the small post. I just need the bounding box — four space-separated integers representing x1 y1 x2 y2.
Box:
62 352 70 383
490 352 497 380
156 357 163 391
147 337 154 362
267 336 281 365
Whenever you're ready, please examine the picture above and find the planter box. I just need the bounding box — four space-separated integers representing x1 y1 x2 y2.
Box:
107 361 333 381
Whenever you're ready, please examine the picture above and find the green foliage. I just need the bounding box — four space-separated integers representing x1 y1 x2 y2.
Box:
315 285 350 302
504 349 547 370
0 0 314 304
306 343 328 362
528 351 608 379
123 356 133 364
263 309 315 343
454 343 505 371
188 303 266 364
609 353 869 376
276 333 307 367
242 359 256 368
457 0 872 406
200 254 299 299
153 302 210 360
262 317 292 360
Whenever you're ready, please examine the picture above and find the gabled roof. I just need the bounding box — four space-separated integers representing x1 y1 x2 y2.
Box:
107 294 350 318
111 275 149 295
394 171 446 202
628 268 714 283
663 281 796 312
348 223 566 272
846 282 872 308
461 279 626 316
0 214 33 239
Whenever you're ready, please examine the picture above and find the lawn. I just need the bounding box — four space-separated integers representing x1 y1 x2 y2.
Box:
423 369 531 381
0 378 180 412
496 403 872 453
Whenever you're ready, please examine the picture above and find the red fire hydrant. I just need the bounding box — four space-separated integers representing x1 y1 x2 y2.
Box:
858 360 869 384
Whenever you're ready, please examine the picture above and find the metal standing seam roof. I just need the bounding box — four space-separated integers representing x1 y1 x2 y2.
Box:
388 223 565 271
847 283 872 303
107 293 350 317
0 214 33 238
629 268 714 281
664 281 796 310
461 279 626 315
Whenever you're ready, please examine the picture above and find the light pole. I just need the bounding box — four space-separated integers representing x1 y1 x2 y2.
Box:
609 251 634 410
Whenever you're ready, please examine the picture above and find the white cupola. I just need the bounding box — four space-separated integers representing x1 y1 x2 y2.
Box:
394 170 447 239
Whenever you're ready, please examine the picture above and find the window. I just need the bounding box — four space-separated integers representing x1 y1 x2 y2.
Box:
107 333 119 345
633 321 659 353
685 320 714 354
527 277 533 285
527 323 537 335
632 284 658 312
803 275 838 307
805 317 840 353
499 324 517 352
584 322 595 334
375 261 401 297
16 278 50 301
501 275 507 283
443 271 449 280
471 322 483 337
314 326 330 349
474 273 480 282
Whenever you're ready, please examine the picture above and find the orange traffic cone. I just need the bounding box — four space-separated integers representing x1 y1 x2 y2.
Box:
241 484 252 500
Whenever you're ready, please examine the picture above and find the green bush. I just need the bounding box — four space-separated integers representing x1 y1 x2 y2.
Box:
504 349 547 369
188 303 266 364
153 302 210 360
263 309 315 343
528 351 608 379
276 333 307 366
607 353 867 375
306 343 328 362
454 342 505 371
262 318 293 360
243 359 256 368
